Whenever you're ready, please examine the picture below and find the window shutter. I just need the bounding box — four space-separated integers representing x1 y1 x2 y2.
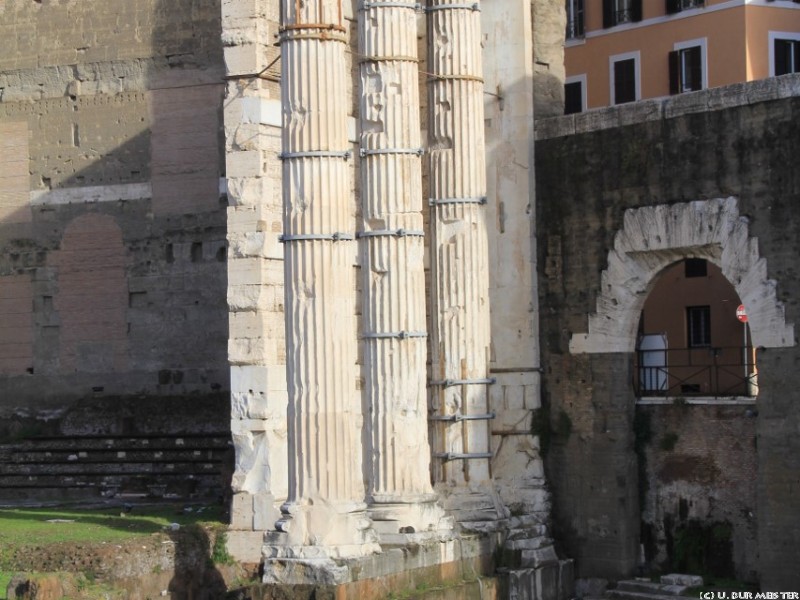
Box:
631 0 643 22
666 0 680 14
603 0 613 28
795 41 800 72
689 46 702 90
775 39 789 76
668 50 680 95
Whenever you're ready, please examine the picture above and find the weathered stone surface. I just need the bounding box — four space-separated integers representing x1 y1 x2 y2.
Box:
536 78 800 587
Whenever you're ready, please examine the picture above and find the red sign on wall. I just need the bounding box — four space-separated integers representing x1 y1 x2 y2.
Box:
736 304 748 323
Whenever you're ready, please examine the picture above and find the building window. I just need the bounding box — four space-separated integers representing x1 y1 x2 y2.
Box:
566 0 585 39
610 52 640 105
564 75 586 114
666 0 704 14
603 0 642 28
669 38 706 94
687 306 711 347
684 258 708 278
774 37 800 76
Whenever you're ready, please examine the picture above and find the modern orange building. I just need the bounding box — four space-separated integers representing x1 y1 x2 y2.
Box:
564 0 800 112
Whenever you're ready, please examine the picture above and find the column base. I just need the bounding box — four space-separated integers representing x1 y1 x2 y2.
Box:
369 497 456 544
262 501 381 562
436 482 511 531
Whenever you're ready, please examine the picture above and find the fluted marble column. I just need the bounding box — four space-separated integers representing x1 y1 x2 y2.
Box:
427 0 501 520
263 0 380 564
358 0 449 538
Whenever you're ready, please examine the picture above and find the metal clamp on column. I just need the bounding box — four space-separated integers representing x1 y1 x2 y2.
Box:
433 452 493 461
428 196 487 207
429 411 495 422
360 147 424 158
279 150 352 160
279 233 355 243
426 3 480 12
360 1 423 11
356 229 425 239
362 330 427 340
428 377 496 388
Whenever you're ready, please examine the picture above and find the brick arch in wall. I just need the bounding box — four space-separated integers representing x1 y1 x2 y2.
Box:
569 197 795 354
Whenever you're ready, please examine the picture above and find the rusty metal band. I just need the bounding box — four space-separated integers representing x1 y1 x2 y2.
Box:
356 229 425 238
427 74 484 83
362 331 427 340
279 150 352 160
360 1 422 10
432 452 492 460
359 55 420 64
359 147 424 157
428 377 496 387
426 3 480 11
279 233 354 243
429 412 496 422
428 196 487 207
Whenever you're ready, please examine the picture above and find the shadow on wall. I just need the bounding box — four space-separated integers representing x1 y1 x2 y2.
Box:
0 0 229 432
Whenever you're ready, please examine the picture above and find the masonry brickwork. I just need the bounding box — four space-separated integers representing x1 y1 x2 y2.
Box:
0 0 229 435
536 75 800 590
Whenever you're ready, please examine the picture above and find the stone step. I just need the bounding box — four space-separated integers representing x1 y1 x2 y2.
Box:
606 588 689 600
0 432 231 505
660 574 703 587
617 579 688 595
0 460 221 475
0 472 222 503
6 448 226 463
5 433 232 452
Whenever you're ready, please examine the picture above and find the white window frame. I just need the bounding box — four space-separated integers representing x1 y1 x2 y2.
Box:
566 0 584 40
565 74 588 113
609 50 641 106
769 30 800 76
673 37 708 91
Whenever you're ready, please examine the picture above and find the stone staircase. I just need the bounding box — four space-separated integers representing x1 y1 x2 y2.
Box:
606 575 703 600
0 432 233 505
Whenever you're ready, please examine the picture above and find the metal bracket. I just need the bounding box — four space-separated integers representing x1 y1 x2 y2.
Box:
362 330 427 340
429 412 496 422
433 452 493 461
428 196 488 207
356 229 424 239
359 147 424 158
428 377 496 388
279 150 352 160
279 233 354 243
426 3 480 12
360 1 423 11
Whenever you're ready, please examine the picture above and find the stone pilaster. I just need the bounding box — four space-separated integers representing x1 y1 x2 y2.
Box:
223 0 287 560
262 0 380 571
427 0 503 523
358 0 450 539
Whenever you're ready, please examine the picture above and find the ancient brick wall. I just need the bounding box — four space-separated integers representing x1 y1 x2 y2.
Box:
0 0 229 436
535 77 800 589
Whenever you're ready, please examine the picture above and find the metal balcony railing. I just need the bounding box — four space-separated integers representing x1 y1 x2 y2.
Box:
634 346 757 398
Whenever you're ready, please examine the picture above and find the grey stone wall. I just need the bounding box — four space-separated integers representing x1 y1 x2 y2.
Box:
0 0 229 435
535 76 800 588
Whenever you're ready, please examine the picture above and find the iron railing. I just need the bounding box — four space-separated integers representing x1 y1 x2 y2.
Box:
634 346 757 398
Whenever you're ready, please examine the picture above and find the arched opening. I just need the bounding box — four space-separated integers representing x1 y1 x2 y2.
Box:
635 259 756 400
635 259 759 583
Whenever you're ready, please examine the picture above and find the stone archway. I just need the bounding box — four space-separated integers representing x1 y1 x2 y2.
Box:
569 197 794 355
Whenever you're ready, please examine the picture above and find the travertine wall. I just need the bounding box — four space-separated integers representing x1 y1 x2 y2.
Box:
535 76 800 588
532 0 566 119
0 0 229 434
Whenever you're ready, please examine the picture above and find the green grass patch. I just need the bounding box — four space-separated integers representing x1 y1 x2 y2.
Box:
0 504 225 565
0 571 12 600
